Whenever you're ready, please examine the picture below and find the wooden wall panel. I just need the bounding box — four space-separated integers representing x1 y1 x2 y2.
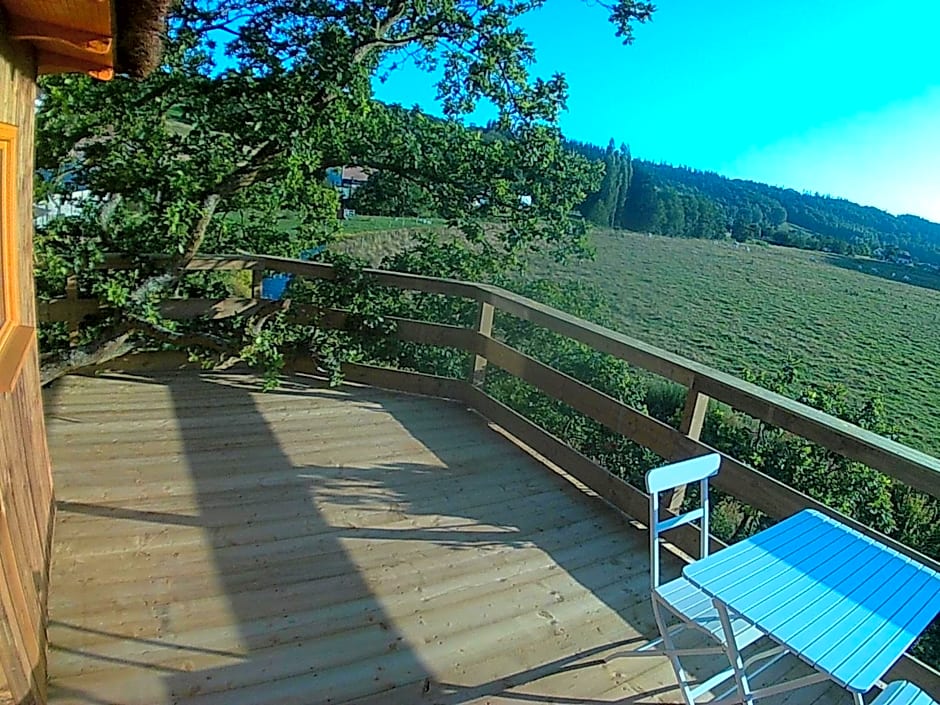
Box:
0 26 52 705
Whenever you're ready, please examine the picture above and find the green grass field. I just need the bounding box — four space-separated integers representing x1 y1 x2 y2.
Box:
534 230 940 456
340 214 445 235
331 215 447 264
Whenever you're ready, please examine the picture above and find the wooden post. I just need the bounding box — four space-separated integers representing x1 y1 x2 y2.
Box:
666 380 710 512
469 301 494 387
65 274 80 347
250 267 264 299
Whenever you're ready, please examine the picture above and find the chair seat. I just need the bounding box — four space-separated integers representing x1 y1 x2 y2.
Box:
872 681 938 705
656 575 765 649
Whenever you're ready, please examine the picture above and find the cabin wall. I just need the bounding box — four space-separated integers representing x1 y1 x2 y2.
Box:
0 27 52 705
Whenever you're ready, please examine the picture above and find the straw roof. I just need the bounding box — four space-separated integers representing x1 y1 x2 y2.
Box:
115 0 172 78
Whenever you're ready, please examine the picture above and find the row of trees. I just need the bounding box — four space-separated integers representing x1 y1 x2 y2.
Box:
573 140 632 228
563 139 940 262
565 141 727 237
636 161 940 262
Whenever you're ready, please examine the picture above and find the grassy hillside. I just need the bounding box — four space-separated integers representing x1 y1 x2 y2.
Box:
534 230 940 456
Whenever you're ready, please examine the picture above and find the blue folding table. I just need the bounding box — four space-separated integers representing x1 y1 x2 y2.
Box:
683 509 940 704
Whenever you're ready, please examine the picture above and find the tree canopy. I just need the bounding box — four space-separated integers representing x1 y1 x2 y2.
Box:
36 0 655 381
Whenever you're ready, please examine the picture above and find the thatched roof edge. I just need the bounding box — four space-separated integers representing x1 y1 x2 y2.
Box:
114 0 171 78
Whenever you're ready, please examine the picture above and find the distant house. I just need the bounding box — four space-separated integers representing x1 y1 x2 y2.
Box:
325 165 372 199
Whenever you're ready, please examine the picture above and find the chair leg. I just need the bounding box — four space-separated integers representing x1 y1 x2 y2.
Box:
652 594 698 705
714 600 754 705
852 693 865 705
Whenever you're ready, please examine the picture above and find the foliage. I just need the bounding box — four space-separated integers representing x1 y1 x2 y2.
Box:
566 144 726 238
701 364 900 535
578 140 631 228
34 0 654 382
347 171 436 218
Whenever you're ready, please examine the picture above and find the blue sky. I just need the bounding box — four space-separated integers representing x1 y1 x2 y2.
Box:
373 0 940 222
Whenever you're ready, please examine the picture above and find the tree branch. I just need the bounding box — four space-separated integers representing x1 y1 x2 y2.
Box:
40 317 237 386
179 192 221 265
41 326 136 385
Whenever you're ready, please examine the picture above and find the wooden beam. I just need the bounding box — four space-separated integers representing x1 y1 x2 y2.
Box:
693 373 940 499
666 380 710 512
64 276 80 347
257 255 484 300
95 255 263 271
478 336 682 460
35 298 101 323
476 283 698 387
465 386 715 559
76 253 940 499
465 386 940 700
468 301 494 387
472 338 940 573
8 14 112 55
679 382 709 440
250 269 264 299
183 256 264 272
157 298 268 320
36 50 113 80
473 282 940 500
662 433 940 574
315 310 479 351
321 360 467 401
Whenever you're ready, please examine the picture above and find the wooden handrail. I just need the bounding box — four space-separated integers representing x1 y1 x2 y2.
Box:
55 252 940 502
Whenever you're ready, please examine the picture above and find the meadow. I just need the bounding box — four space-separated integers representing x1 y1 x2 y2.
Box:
335 222 940 456
534 231 940 456
339 214 445 234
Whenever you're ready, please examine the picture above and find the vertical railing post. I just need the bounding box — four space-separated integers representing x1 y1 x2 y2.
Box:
250 266 264 299
469 300 494 387
65 274 80 348
666 379 710 512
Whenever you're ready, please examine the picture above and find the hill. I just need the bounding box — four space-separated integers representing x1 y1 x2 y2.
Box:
566 140 940 265
532 229 940 456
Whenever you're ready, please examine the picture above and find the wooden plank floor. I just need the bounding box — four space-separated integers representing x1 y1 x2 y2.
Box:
42 370 851 705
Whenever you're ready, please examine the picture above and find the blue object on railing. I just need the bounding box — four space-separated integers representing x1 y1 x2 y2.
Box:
260 245 328 300
261 273 292 300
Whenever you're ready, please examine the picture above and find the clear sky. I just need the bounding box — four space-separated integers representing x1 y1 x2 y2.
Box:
373 0 940 222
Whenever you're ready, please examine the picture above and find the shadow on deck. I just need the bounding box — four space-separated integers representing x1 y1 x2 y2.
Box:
42 370 848 705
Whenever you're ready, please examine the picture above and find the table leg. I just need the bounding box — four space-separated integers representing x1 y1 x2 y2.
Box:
714 599 755 705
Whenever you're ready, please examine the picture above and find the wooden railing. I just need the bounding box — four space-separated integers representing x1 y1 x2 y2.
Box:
39 253 940 694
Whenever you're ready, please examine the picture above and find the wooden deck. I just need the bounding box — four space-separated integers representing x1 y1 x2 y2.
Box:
42 370 851 705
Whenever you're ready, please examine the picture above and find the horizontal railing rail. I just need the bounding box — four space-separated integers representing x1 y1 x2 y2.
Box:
39 251 940 695
40 253 940 499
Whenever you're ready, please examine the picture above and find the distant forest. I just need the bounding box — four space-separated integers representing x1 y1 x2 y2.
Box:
567 139 940 265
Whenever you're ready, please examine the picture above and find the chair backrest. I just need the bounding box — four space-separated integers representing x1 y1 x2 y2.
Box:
645 453 720 590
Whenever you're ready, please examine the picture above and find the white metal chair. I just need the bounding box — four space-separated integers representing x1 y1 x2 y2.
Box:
608 453 774 705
